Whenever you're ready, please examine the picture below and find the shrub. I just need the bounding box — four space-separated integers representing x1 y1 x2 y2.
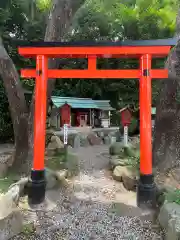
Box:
164 189 180 205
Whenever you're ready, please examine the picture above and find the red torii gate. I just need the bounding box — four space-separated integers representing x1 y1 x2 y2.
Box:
18 39 174 207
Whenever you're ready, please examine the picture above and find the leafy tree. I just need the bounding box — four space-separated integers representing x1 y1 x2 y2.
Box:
153 8 180 172
54 0 178 110
0 0 86 174
0 0 179 174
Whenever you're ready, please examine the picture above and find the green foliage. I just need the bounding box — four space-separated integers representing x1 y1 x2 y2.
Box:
21 223 35 236
36 0 52 12
164 189 180 205
46 154 66 170
128 117 139 135
0 172 19 193
55 0 178 109
109 142 124 155
122 144 140 172
109 141 140 172
0 0 179 139
0 81 14 142
0 0 48 141
46 150 79 177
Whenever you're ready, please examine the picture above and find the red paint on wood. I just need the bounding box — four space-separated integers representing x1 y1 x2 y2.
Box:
120 108 132 126
18 43 171 179
140 54 152 175
33 55 48 170
20 69 168 79
18 46 171 57
60 104 71 126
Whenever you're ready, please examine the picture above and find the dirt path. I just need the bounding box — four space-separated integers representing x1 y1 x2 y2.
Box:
14 145 164 240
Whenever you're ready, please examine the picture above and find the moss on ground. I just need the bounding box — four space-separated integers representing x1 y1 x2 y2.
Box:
0 172 19 193
0 148 79 194
164 189 180 205
46 152 66 171
46 150 79 177
21 223 35 236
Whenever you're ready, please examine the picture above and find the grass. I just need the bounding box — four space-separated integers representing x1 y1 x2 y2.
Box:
46 149 79 177
21 223 35 236
0 172 19 193
46 152 66 171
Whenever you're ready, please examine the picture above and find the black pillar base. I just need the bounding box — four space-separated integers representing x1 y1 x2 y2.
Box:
137 174 156 209
28 169 46 205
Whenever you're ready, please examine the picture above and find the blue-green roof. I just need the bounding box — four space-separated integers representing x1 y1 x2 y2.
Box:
51 96 114 110
95 100 114 110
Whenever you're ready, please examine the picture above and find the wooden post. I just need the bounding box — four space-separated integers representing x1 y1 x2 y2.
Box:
108 111 111 127
28 55 47 205
137 54 156 208
90 109 92 127
124 125 128 146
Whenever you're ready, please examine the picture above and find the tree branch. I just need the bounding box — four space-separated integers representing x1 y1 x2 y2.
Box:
28 0 86 138
0 36 28 137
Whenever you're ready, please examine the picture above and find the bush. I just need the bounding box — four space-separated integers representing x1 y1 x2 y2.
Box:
110 111 120 126
128 117 139 135
109 142 124 155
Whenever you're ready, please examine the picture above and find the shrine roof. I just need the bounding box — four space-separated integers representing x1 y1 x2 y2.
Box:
51 96 114 110
17 38 178 47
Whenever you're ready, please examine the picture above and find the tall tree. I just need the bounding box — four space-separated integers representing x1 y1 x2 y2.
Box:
0 0 86 174
54 0 177 109
153 7 180 172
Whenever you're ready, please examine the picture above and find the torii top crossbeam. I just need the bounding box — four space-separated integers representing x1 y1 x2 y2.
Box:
18 38 174 206
18 38 176 79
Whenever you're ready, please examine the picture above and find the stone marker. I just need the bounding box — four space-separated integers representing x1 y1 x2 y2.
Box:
158 202 180 229
87 133 102 145
166 217 180 240
47 135 64 149
104 136 110 145
73 135 81 148
80 134 89 147
47 135 64 156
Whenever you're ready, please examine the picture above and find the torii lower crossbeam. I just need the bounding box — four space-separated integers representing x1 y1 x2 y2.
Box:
18 42 171 207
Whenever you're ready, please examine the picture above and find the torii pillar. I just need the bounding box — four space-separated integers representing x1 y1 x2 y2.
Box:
137 54 156 208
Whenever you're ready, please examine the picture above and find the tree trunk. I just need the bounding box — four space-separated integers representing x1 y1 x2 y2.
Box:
0 0 86 175
153 10 180 173
27 0 86 166
153 46 180 171
0 38 30 174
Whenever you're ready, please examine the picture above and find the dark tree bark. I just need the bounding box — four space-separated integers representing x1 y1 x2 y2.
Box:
0 0 86 175
153 11 180 172
27 0 86 167
0 38 29 174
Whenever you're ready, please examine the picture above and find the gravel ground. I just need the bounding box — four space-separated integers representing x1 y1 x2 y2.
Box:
12 145 164 240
